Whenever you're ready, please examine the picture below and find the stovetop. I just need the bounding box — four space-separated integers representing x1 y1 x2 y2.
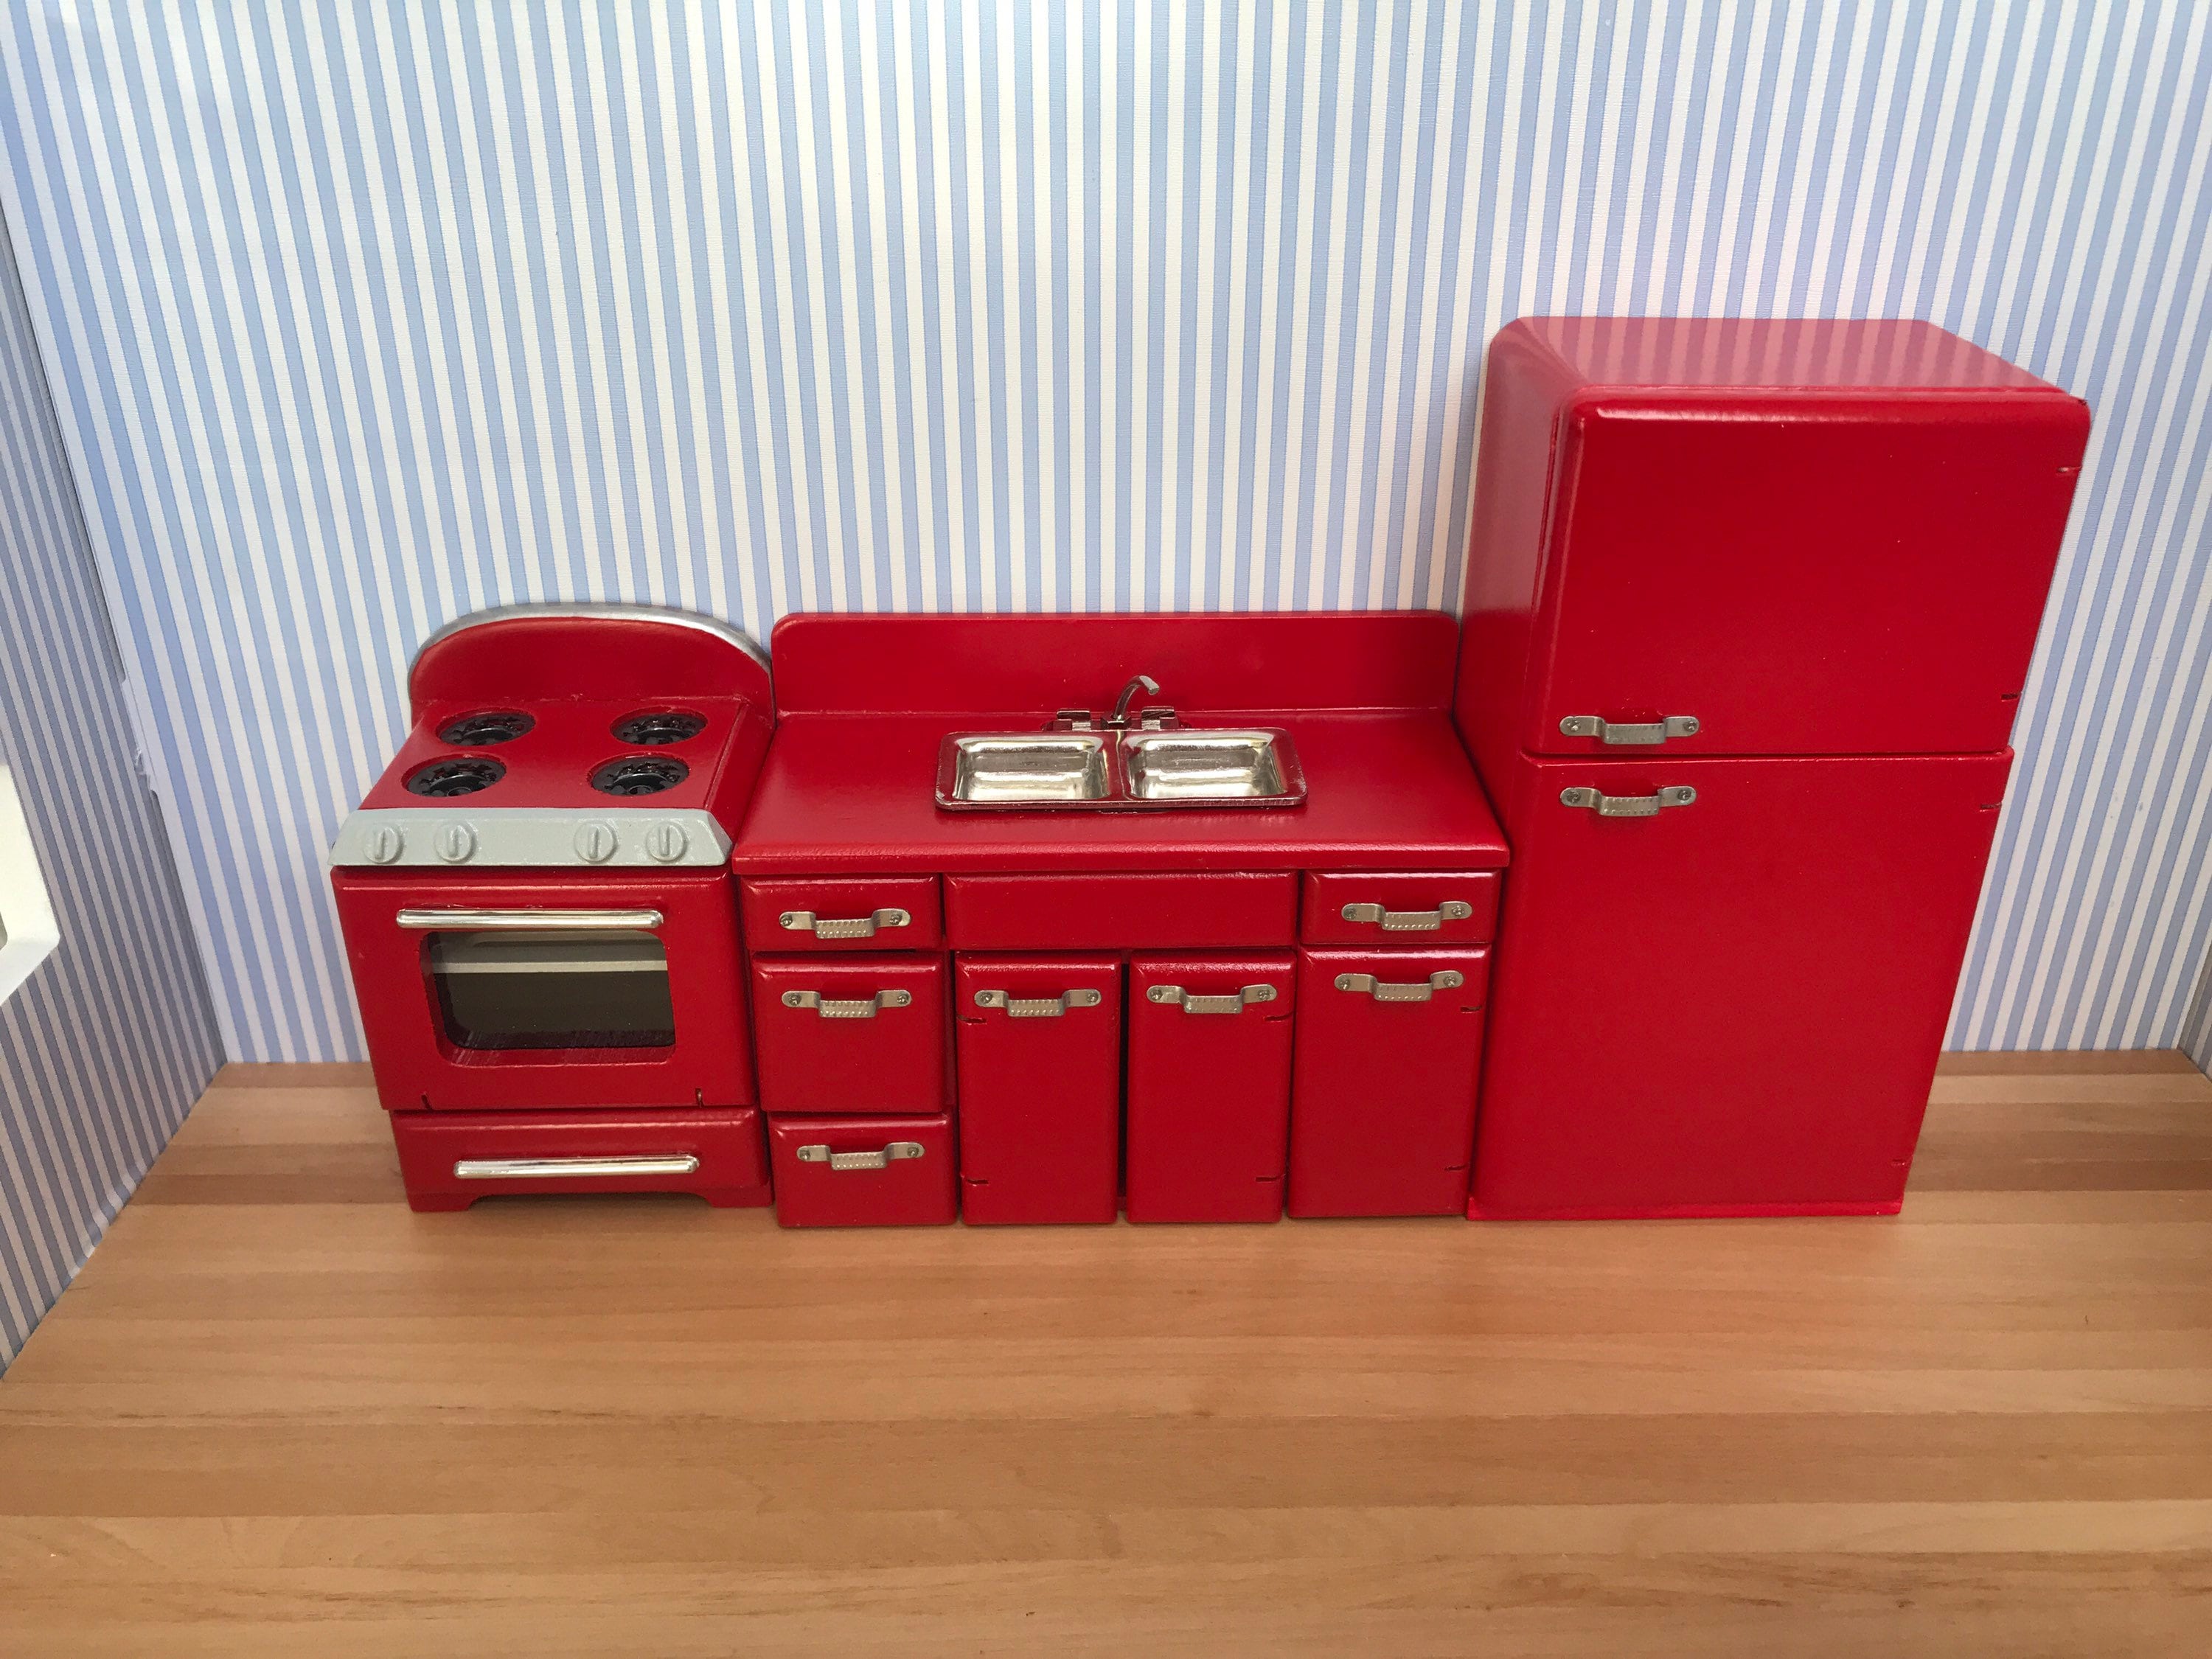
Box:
330 606 773 872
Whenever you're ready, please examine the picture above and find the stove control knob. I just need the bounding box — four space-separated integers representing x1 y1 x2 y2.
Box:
434 821 478 864
641 820 689 863
572 821 619 864
364 824 406 865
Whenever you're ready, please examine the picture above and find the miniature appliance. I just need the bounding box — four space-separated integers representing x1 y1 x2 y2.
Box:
329 604 775 1211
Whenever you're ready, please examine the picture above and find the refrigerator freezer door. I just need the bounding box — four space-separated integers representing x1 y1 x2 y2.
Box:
1524 397 2087 759
1471 749 2012 1218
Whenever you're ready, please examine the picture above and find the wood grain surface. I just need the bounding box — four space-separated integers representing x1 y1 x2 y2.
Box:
4 1053 2209 1656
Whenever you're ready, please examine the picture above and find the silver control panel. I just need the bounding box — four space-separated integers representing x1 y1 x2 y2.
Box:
329 807 730 869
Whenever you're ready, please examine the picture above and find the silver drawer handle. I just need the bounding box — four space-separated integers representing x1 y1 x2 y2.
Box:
1340 900 1475 932
780 989 914 1018
454 1153 700 1180
1334 970 1465 1003
1559 714 1701 745
1560 785 1697 818
1146 983 1278 1015
974 988 1104 1018
795 1141 925 1172
778 907 911 940
397 907 664 931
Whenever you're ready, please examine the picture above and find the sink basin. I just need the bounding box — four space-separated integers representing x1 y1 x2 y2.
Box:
939 734 1110 804
936 726 1304 810
1121 731 1295 801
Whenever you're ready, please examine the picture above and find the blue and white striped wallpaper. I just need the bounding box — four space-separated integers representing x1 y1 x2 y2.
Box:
0 1 2207 1062
0 205 220 1368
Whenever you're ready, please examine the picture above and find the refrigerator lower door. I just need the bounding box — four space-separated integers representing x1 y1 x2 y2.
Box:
1472 749 2011 1218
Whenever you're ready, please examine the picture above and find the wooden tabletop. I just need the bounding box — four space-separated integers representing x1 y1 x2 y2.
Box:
4 1052 2211 1656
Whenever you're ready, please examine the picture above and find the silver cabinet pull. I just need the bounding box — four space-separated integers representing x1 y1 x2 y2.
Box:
780 989 914 1018
454 1153 700 1180
1145 983 1279 1015
1559 785 1697 818
1340 900 1475 933
1559 714 1701 745
795 1140 925 1172
397 906 664 931
973 988 1104 1018
778 907 911 940
1334 970 1465 1003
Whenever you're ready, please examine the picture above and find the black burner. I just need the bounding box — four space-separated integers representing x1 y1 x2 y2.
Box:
611 709 708 746
406 757 507 797
591 756 689 796
437 710 535 746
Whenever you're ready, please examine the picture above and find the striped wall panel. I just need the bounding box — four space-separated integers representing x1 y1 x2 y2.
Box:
0 206 220 1369
0 1 2206 1062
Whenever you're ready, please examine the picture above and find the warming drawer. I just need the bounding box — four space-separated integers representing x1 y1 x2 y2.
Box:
389 1106 771 1212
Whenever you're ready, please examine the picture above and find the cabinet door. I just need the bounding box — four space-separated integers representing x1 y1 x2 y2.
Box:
749 954 947 1114
1287 949 1489 1217
1124 954 1296 1222
955 954 1122 1224
1473 750 2011 1217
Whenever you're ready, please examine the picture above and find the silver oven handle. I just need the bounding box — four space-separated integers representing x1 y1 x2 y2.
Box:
454 1153 700 1180
396 907 665 931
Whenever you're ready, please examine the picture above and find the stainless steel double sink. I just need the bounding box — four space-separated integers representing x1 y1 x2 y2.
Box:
936 728 1306 810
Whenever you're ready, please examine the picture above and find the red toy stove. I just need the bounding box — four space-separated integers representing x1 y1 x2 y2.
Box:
330 605 775 1211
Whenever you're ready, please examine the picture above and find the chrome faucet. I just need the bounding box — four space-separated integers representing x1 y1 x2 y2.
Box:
1106 674 1161 730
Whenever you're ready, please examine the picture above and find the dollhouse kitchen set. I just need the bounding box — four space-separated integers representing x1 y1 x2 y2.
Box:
330 319 2090 1226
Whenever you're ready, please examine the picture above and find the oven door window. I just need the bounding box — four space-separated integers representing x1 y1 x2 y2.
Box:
427 929 675 1051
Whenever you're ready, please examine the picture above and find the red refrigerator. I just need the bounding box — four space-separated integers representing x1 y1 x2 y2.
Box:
1455 318 2090 1217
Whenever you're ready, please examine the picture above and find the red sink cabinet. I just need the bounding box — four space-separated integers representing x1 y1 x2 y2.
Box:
731 613 1512 1227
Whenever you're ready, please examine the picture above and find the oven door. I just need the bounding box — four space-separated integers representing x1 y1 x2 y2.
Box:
333 869 750 1112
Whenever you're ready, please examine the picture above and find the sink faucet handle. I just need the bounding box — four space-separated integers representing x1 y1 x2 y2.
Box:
1109 674 1161 729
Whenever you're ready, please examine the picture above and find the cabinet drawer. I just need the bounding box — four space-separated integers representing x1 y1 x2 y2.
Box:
1287 949 1488 1218
740 875 942 952
955 954 1122 1225
1301 871 1500 946
768 1112 959 1227
1124 954 1295 1222
389 1107 771 1212
750 954 949 1114
945 872 1296 950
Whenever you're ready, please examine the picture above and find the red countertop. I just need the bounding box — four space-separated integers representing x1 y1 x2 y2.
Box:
732 612 1508 876
731 709 1508 874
